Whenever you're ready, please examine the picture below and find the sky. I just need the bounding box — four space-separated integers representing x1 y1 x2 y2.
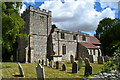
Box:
20 0 120 36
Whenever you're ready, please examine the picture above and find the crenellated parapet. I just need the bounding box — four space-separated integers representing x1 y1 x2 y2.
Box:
21 5 51 17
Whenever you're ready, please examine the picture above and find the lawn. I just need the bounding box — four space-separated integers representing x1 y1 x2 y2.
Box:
1 61 103 79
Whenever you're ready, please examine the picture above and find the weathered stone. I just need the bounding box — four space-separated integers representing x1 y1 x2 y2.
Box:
104 56 109 62
70 55 74 63
45 59 49 66
88 55 94 63
42 59 45 65
36 64 45 80
18 63 24 77
50 60 54 68
98 56 104 64
56 61 59 69
78 56 83 70
84 58 90 66
62 64 66 71
72 62 78 73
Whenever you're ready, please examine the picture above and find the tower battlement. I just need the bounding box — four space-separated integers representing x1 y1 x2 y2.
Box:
21 5 51 17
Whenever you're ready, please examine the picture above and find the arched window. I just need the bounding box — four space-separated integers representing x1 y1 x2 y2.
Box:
62 45 66 55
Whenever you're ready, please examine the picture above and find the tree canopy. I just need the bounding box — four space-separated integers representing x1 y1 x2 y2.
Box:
95 18 120 56
2 2 27 61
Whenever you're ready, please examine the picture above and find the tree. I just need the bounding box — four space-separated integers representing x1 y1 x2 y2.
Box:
2 2 27 61
95 18 120 56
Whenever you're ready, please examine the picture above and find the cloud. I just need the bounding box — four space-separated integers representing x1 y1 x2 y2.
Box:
19 3 26 15
40 0 115 31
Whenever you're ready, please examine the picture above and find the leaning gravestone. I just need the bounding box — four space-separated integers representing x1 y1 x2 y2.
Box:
42 59 45 65
62 64 66 71
70 55 74 63
50 60 54 68
56 61 59 69
98 56 104 64
36 64 45 80
78 56 83 70
88 55 94 63
104 56 109 62
84 58 92 76
72 62 78 73
45 59 49 66
18 63 24 77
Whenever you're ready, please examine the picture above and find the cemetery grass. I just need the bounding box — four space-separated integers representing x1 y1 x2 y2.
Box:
1 61 103 79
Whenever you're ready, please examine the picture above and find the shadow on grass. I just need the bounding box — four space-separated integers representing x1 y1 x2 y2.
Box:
13 75 24 77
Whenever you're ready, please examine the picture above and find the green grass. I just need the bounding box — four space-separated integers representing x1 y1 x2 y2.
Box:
1 61 103 79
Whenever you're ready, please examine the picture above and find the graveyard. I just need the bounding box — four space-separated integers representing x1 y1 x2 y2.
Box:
2 61 103 79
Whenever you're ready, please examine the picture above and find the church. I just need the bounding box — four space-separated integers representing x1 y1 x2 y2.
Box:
18 5 102 63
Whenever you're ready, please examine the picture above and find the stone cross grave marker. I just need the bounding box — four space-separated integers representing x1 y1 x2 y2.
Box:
72 62 78 73
18 63 24 77
36 64 45 80
78 56 83 70
45 59 49 66
50 60 54 68
42 59 45 65
56 61 59 69
70 55 74 63
84 58 92 76
62 64 66 71
88 55 94 63
98 56 104 64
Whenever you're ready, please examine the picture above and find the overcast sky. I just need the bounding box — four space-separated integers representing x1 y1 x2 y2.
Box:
21 0 119 36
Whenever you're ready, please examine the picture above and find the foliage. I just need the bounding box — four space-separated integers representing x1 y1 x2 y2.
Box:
52 24 57 28
95 18 120 56
2 2 27 61
101 42 120 73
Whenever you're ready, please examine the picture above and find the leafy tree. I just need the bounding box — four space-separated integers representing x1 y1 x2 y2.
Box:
2 2 27 61
95 18 120 56
52 24 57 28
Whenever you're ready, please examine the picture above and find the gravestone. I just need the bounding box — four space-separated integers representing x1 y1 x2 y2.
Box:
84 58 90 66
62 64 66 71
78 56 83 70
50 60 54 68
84 58 92 76
88 55 94 63
98 56 104 64
56 61 59 69
104 56 109 62
39 59 41 64
42 59 45 65
72 62 78 73
36 64 45 80
45 59 49 66
18 63 24 77
70 55 74 63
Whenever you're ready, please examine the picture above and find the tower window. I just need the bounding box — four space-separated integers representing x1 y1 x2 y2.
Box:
61 33 65 39
73 34 77 40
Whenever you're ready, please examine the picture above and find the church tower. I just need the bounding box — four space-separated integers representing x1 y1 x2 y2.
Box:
18 5 52 63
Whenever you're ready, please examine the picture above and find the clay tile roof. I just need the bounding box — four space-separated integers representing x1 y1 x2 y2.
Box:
80 42 99 49
89 36 101 44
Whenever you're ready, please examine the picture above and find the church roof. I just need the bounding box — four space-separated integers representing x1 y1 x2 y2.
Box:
89 36 101 44
79 42 99 49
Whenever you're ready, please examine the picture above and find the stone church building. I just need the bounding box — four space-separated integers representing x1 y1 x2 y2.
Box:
18 5 102 63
